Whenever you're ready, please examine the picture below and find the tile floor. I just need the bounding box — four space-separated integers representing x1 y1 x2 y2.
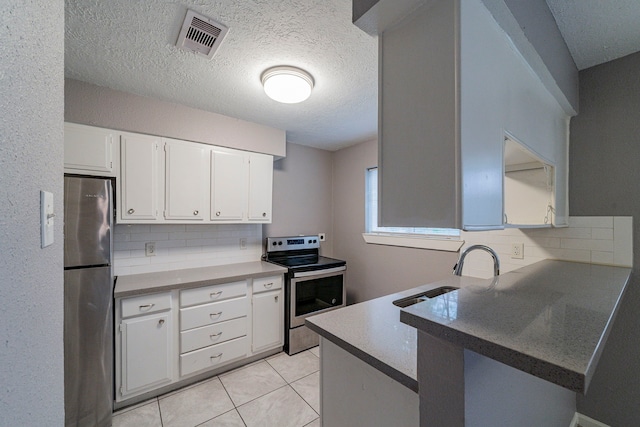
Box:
113 346 321 427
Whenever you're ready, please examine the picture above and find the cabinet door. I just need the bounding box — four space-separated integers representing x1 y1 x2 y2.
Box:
252 289 283 353
120 133 162 222
64 123 115 175
248 153 273 222
120 312 172 397
165 139 208 221
211 149 247 221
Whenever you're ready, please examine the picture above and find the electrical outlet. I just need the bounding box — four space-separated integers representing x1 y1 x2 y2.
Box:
319 233 326 241
239 238 247 250
511 242 524 259
145 242 156 257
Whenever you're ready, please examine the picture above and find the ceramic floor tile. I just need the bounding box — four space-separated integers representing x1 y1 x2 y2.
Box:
112 397 158 416
303 418 321 427
291 372 320 413
112 400 162 427
237 385 317 427
159 377 234 427
309 346 319 358
267 350 319 383
198 409 246 427
219 360 287 406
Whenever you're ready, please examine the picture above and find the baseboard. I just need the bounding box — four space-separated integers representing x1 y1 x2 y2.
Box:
570 412 610 427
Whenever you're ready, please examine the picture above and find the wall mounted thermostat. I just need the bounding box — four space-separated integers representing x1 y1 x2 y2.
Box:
41 191 55 248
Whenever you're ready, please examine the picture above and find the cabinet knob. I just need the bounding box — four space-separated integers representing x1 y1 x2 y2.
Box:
128 208 135 214
158 319 165 326
275 295 279 302
193 210 199 216
216 211 221 217
262 212 267 217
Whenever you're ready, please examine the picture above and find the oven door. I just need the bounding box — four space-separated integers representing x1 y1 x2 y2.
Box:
289 267 346 328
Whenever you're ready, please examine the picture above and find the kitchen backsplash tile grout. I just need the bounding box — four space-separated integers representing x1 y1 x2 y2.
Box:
460 216 632 279
114 223 262 276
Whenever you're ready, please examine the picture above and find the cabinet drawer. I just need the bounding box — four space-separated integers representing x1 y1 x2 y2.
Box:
180 281 246 307
180 336 248 377
180 297 247 331
121 292 172 319
252 276 283 294
180 317 247 354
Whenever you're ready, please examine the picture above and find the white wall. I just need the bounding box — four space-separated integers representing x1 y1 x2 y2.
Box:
0 1 65 424
461 0 570 227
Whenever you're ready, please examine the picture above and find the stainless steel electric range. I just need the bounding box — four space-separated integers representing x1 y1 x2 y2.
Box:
264 235 346 355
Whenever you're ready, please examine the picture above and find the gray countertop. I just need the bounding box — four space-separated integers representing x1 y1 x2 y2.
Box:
401 260 631 394
306 260 630 395
306 275 487 392
114 261 287 298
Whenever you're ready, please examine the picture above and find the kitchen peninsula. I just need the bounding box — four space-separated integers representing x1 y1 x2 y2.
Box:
306 260 630 426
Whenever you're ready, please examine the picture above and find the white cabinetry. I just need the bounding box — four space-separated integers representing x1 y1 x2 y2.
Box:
116 292 173 401
211 148 247 221
119 132 163 222
179 281 248 377
64 122 117 176
248 153 273 222
251 276 283 353
164 139 208 221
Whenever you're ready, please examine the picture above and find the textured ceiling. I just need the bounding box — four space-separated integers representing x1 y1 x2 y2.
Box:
65 1 640 151
65 0 378 151
546 0 640 70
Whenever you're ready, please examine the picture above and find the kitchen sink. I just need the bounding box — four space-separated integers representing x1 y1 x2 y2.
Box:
392 286 459 308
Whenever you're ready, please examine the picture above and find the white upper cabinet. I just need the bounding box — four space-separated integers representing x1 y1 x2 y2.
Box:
377 0 569 230
211 148 248 221
164 139 208 221
248 153 273 222
119 132 162 222
64 122 117 176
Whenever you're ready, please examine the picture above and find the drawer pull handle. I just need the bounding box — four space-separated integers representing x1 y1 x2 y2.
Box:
210 291 223 298
210 332 223 340
210 353 223 361
210 312 223 319
263 282 273 289
139 303 155 311
158 319 165 326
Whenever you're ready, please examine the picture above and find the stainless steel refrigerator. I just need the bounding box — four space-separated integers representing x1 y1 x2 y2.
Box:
64 175 114 427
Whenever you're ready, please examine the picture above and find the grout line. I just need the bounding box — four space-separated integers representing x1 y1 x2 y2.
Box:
157 398 164 427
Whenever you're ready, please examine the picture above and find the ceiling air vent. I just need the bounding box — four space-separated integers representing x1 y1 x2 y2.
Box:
176 10 229 59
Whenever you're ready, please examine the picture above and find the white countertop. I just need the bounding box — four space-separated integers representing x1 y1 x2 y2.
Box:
114 261 287 298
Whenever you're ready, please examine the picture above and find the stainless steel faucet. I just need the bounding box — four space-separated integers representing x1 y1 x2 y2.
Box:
453 244 500 276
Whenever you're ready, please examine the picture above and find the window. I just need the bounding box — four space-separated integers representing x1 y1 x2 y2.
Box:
364 167 462 251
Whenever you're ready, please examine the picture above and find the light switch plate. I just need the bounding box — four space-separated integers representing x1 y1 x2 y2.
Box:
40 191 54 248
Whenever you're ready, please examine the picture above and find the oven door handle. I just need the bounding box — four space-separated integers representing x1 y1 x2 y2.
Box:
293 266 346 278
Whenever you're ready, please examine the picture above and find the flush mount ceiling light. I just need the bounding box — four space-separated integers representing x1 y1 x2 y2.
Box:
261 66 314 104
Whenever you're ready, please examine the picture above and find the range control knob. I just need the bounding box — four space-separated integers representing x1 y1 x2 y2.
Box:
278 241 283 245
313 239 317 243
272 242 277 246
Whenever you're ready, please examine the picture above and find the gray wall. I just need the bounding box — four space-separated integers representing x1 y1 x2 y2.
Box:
332 139 457 303
65 79 286 157
264 143 334 256
0 1 65 425
570 51 640 425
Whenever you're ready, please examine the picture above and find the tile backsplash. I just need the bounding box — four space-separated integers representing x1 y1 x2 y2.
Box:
459 216 633 279
113 224 262 276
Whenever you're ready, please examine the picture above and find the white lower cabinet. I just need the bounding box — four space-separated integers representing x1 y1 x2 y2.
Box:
116 293 173 401
115 274 284 404
252 276 284 353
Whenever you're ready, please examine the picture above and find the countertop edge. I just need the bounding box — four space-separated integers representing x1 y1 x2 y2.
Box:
114 261 288 298
306 320 419 393
400 310 585 393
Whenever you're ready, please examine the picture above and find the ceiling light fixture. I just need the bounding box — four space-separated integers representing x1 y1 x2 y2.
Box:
261 66 314 104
